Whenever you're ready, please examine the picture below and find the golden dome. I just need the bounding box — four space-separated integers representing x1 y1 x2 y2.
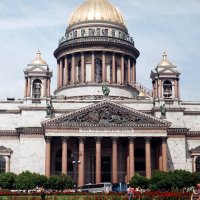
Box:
69 0 125 26
31 51 46 65
157 51 174 67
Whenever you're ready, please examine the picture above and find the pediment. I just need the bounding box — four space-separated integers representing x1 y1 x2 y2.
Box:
190 146 200 153
0 146 12 153
158 67 180 75
42 101 171 128
27 66 47 72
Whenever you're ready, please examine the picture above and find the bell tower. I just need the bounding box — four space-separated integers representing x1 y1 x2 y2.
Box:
150 52 181 105
24 51 53 102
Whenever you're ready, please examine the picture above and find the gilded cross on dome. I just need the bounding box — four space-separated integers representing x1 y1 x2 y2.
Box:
162 51 168 61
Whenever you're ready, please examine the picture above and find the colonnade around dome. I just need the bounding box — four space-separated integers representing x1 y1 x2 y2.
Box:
55 51 137 98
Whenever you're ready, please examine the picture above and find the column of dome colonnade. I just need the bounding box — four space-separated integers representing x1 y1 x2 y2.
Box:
44 137 168 182
56 52 136 88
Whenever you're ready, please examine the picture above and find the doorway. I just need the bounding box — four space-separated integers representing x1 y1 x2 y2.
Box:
101 156 111 182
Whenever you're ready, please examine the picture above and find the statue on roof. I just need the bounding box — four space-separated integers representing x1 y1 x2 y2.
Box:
46 100 53 118
160 104 167 119
102 85 110 96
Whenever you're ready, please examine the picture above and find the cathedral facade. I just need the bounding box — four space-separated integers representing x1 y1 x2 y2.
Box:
0 0 200 187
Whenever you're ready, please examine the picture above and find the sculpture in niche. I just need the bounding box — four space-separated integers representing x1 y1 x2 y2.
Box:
73 31 77 38
89 28 95 36
81 29 85 37
111 30 115 37
102 29 108 36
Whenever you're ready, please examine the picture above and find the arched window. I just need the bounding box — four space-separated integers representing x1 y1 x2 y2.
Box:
163 80 172 98
0 156 6 173
95 58 102 83
32 79 42 98
196 157 200 172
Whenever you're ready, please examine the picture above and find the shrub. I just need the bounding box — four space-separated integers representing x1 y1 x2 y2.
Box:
47 174 73 190
0 172 17 189
15 171 48 190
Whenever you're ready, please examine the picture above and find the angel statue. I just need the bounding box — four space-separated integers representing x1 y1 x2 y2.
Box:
160 104 167 119
102 85 110 96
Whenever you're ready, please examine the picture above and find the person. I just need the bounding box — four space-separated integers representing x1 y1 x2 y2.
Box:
126 186 135 200
192 184 200 200
40 187 46 200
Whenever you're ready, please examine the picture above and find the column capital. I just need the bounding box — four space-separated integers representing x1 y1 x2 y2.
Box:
78 137 86 143
145 137 152 143
161 137 168 143
95 137 102 143
45 136 52 143
112 137 119 144
129 137 135 143
62 137 69 143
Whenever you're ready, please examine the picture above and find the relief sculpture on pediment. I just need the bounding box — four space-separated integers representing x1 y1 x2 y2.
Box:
62 105 155 126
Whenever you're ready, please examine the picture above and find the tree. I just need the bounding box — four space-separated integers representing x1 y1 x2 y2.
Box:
129 173 149 189
150 170 194 191
0 172 17 189
173 170 193 189
150 170 168 191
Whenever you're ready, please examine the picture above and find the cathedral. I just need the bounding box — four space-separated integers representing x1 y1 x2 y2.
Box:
0 0 200 187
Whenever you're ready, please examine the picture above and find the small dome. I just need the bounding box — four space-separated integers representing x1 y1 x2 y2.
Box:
31 51 46 65
157 51 174 68
69 0 126 27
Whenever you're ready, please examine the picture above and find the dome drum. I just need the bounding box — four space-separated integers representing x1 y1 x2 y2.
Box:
55 50 138 98
59 24 133 48
54 84 139 99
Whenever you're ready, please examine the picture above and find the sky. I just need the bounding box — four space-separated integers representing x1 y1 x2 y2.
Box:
0 0 199 101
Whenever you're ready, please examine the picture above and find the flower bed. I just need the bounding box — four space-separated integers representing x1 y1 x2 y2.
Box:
0 191 193 200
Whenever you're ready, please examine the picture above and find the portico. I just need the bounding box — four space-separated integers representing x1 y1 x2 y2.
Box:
42 101 170 186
